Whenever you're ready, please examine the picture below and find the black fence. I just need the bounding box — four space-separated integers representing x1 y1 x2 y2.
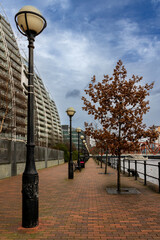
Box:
108 156 160 193
94 155 160 193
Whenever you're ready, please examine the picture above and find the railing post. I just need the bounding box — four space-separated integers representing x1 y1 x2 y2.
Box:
135 160 137 180
128 160 130 177
123 159 125 174
158 162 160 193
144 161 147 186
120 157 122 173
108 156 110 166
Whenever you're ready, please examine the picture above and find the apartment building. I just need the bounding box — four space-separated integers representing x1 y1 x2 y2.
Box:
22 60 63 147
0 14 62 146
0 14 27 140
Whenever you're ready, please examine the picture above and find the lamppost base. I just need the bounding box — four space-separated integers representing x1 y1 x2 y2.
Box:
68 162 74 179
22 173 39 228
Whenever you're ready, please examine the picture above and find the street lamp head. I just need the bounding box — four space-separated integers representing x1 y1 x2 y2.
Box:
66 107 76 117
83 140 86 144
15 5 47 37
80 135 84 140
76 127 81 133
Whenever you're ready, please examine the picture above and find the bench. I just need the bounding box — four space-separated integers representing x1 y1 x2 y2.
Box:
73 162 81 171
128 168 139 177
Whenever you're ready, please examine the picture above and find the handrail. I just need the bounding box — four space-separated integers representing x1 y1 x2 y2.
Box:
107 156 160 193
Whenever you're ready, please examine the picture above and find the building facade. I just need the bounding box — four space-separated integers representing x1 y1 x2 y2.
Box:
22 60 63 147
0 14 27 141
0 14 62 147
62 125 84 150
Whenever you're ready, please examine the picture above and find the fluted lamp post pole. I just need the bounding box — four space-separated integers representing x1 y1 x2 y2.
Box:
80 135 84 155
66 107 76 179
76 127 81 170
82 139 86 164
15 5 47 228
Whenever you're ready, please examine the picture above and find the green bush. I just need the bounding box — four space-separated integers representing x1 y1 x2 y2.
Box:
53 142 78 162
72 150 78 161
53 142 69 162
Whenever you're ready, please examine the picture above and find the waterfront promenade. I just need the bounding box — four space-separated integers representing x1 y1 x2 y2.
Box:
0 158 160 239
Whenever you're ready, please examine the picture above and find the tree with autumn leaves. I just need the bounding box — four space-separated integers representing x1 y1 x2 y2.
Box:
82 60 158 192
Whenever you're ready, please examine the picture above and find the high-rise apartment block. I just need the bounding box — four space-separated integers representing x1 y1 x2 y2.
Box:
0 14 62 146
22 60 63 147
0 14 27 140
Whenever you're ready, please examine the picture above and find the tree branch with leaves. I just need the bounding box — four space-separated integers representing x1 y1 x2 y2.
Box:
82 60 157 192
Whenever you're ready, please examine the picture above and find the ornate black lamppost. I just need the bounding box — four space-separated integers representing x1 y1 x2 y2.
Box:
84 142 89 161
15 6 46 228
80 135 84 157
76 127 81 170
83 139 86 161
66 107 76 179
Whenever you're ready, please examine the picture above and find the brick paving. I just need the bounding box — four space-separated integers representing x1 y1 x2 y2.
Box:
0 158 160 239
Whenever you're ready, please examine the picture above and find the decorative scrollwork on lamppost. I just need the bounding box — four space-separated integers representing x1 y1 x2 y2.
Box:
15 5 47 228
66 107 76 179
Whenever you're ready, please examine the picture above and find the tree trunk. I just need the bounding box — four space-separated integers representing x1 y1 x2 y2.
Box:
101 149 102 168
117 118 121 192
117 148 121 192
105 149 108 174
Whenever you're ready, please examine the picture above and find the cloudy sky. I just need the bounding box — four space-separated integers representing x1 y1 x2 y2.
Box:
1 0 160 129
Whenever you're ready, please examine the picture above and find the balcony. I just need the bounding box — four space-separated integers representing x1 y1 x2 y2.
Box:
11 61 21 74
15 91 26 100
0 60 8 71
12 69 21 81
14 80 23 91
0 43 5 52
16 116 26 126
16 109 27 117
16 101 26 109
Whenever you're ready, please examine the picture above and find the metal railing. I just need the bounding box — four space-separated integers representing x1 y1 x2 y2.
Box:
108 156 160 193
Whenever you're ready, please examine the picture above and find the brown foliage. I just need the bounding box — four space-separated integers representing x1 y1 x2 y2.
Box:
82 60 157 154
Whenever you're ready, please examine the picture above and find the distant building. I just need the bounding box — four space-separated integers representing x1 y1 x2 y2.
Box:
62 125 84 150
0 14 63 146
155 126 160 145
90 137 96 147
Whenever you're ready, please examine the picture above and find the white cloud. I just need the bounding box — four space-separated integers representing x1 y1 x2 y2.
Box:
2 0 160 128
151 0 160 4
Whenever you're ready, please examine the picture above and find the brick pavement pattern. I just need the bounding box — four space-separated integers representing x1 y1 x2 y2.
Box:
0 158 160 239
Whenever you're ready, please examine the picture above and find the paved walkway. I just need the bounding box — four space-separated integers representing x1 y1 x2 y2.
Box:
0 158 160 240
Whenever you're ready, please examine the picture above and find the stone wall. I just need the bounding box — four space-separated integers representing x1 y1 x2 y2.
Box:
0 139 64 179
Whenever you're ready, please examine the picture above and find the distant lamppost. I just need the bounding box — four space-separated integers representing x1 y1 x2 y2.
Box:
76 127 81 169
83 140 86 152
82 139 86 164
15 5 47 228
66 107 76 179
80 135 84 141
84 143 89 161
80 135 84 154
